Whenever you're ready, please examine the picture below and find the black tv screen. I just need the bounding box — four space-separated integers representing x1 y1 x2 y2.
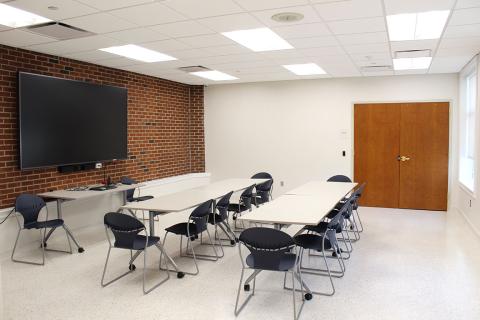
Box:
19 72 128 170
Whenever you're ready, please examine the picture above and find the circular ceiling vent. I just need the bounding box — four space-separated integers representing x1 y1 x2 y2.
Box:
271 12 304 23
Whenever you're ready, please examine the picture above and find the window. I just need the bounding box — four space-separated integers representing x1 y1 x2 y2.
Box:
459 59 477 193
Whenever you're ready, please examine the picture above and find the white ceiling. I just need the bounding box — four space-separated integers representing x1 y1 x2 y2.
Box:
0 0 479 85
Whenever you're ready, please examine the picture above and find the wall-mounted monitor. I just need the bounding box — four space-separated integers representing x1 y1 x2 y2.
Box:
18 72 128 170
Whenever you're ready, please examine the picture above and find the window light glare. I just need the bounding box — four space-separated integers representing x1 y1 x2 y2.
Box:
222 28 293 52
190 70 238 81
99 45 176 63
0 3 51 28
387 10 450 41
393 57 432 70
283 63 327 75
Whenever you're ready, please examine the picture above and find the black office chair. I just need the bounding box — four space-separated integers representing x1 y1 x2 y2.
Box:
290 200 352 296
235 227 305 320
229 184 256 231
251 172 274 206
327 175 352 182
101 212 169 294
120 176 154 202
161 199 218 276
352 183 366 233
208 191 236 251
11 194 73 265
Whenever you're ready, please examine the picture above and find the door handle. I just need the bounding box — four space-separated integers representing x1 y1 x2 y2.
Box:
397 155 411 162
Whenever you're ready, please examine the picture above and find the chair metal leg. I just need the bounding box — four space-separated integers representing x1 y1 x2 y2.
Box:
11 228 46 266
355 208 364 233
142 244 170 294
235 266 255 316
101 245 140 287
183 230 220 261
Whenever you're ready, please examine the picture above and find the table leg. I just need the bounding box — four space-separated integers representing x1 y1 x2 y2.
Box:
57 199 84 253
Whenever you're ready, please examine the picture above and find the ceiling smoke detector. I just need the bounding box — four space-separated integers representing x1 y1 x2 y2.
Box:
271 12 304 23
178 66 211 73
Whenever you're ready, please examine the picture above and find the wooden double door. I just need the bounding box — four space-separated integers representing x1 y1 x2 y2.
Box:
354 102 449 211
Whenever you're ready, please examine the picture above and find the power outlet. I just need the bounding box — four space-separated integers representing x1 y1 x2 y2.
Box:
95 162 103 169
280 181 284 187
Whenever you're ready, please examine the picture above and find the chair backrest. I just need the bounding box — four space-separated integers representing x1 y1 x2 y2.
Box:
239 227 295 271
189 199 214 235
240 184 256 210
251 172 273 179
120 176 137 201
327 175 352 182
104 212 145 248
216 191 234 220
15 194 46 227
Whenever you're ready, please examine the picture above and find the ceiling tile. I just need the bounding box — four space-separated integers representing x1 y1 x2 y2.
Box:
328 17 386 35
8 0 98 20
149 21 214 38
449 8 480 25
233 0 309 11
337 32 388 45
163 0 244 19
178 34 234 48
273 22 331 39
444 24 480 38
63 13 136 34
110 2 187 26
106 27 169 43
64 50 118 62
436 45 480 57
96 57 142 68
198 13 263 32
76 0 155 11
455 0 480 9
344 43 390 54
384 0 456 15
25 35 121 55
287 35 339 48
323 64 361 77
167 48 214 59
429 55 473 72
390 39 438 53
298 46 346 57
202 45 251 55
0 29 54 47
350 52 392 64
194 53 266 65
252 5 322 27
141 39 191 52
438 36 480 48
313 0 383 21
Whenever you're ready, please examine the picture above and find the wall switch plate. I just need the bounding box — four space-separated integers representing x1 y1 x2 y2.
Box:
95 163 103 169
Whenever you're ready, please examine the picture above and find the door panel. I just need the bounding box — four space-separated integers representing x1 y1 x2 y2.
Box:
399 102 449 210
354 104 400 208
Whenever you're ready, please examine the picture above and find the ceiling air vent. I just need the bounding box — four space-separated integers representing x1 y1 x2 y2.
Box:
395 49 431 59
178 66 211 73
360 65 393 72
25 22 94 40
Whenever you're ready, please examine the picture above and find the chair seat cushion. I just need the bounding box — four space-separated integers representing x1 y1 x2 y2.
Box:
131 195 154 202
246 253 297 271
208 213 225 225
114 235 160 250
25 219 64 229
165 222 198 236
294 234 332 251
254 196 269 205
228 203 249 213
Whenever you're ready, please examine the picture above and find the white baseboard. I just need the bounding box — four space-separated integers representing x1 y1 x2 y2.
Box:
455 206 480 238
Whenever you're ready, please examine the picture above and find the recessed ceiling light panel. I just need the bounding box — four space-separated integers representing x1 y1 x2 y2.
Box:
222 28 293 52
393 57 432 70
0 3 51 28
283 63 327 75
190 70 238 81
99 45 176 63
387 10 450 41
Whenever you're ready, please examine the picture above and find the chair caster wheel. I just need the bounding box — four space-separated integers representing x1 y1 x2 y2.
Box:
233 216 237 221
244 284 250 291
350 225 354 230
230 240 236 245
129 264 136 271
177 272 185 279
78 247 85 253
235 237 239 243
305 293 313 300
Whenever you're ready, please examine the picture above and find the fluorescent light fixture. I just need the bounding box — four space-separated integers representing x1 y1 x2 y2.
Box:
190 70 238 81
393 57 432 70
99 44 176 63
222 28 293 52
283 63 327 75
0 3 51 28
387 10 450 41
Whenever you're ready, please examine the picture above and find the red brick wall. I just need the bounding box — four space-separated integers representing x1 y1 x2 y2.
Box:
0 44 205 208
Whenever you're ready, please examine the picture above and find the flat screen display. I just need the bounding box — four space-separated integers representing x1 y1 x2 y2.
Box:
18 72 128 170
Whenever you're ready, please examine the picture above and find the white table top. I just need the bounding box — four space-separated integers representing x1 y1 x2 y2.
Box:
38 183 142 201
239 181 356 226
120 178 268 212
285 181 357 196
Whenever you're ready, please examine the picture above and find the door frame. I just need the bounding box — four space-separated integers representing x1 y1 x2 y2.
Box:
350 99 454 210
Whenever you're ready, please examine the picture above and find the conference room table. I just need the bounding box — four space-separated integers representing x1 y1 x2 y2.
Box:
238 181 357 296
119 178 269 278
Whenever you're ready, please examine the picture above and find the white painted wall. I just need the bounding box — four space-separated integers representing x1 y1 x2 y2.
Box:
205 74 459 204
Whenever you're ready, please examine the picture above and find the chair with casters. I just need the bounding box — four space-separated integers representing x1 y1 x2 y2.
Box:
251 172 274 206
120 176 154 221
101 212 169 294
208 191 237 250
161 199 218 276
11 194 73 266
235 227 305 320
229 184 256 231
352 183 366 233
289 200 352 296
